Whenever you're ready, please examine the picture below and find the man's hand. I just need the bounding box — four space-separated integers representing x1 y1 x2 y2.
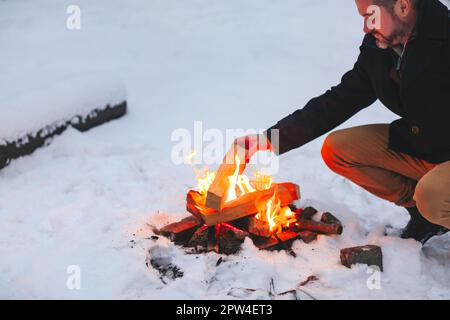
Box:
233 134 273 164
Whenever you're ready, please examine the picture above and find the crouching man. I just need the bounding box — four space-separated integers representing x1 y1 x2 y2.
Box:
236 0 450 244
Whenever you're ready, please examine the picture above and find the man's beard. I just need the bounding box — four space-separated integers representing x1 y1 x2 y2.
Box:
374 15 408 49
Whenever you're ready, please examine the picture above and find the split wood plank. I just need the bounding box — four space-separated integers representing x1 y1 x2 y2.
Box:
187 182 300 226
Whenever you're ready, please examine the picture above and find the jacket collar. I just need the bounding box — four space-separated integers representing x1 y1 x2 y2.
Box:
414 0 448 41
401 0 448 88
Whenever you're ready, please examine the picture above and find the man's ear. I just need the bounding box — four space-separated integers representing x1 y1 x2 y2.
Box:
393 0 412 19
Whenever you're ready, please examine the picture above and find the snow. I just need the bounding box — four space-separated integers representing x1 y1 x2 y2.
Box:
0 0 449 299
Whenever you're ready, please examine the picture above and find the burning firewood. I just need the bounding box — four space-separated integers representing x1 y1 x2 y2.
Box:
187 182 300 226
157 216 202 245
215 223 249 255
340 245 383 271
255 230 301 251
205 144 248 211
247 216 272 238
291 219 343 235
186 225 209 252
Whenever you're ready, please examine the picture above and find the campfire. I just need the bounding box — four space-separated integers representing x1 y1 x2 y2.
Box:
157 146 343 256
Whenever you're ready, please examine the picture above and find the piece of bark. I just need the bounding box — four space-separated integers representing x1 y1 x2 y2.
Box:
205 144 248 211
291 219 343 235
215 223 249 255
247 216 272 238
157 216 202 245
187 182 300 226
298 231 319 244
186 225 209 252
340 245 383 271
296 207 318 220
320 212 342 226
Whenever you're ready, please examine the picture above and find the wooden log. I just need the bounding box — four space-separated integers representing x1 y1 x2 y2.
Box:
228 216 251 231
291 219 343 235
187 182 300 226
157 216 203 245
247 216 271 238
0 101 127 171
274 233 297 257
340 245 383 271
295 207 318 220
255 230 301 251
205 144 248 211
298 231 319 244
186 225 209 252
215 223 249 255
320 212 342 226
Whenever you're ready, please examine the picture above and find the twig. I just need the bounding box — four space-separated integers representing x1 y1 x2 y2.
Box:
268 278 276 297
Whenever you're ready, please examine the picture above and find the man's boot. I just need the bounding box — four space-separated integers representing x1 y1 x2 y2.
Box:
401 206 449 245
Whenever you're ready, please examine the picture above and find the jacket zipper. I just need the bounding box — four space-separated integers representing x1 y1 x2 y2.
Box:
396 41 410 72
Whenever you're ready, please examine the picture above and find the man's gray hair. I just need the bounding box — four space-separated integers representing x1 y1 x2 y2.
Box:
373 0 421 11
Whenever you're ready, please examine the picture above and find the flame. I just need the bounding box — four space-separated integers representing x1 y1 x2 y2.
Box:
253 171 273 190
186 150 216 196
197 169 216 196
265 188 281 232
224 154 258 203
257 186 296 234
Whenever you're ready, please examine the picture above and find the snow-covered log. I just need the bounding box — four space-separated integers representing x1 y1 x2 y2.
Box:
0 76 127 170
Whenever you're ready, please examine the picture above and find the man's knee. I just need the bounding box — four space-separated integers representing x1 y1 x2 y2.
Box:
414 176 450 227
321 130 348 173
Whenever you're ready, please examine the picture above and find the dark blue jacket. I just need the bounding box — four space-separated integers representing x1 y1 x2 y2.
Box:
266 0 450 164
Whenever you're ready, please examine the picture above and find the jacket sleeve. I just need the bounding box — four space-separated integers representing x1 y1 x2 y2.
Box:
265 46 377 155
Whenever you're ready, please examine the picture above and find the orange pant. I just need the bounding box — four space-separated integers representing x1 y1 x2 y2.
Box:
321 124 450 229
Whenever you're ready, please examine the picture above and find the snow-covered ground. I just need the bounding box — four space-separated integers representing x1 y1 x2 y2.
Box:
0 0 449 299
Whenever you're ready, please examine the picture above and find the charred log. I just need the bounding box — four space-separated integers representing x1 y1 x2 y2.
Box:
247 216 272 238
320 212 342 226
157 216 202 245
295 207 318 220
186 225 209 253
340 245 383 271
298 231 319 244
215 223 249 255
291 219 343 235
